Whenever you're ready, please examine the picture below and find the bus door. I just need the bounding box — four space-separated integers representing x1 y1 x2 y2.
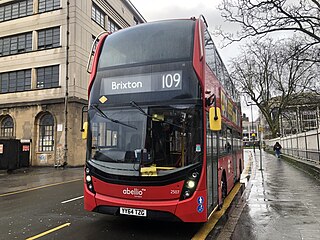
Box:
229 128 238 183
206 127 219 215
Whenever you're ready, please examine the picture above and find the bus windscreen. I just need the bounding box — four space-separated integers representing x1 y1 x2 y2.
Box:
87 104 203 176
98 20 194 69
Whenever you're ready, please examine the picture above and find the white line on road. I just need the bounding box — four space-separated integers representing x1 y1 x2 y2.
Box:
61 195 84 204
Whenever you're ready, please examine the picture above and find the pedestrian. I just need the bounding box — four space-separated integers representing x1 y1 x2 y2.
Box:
273 142 282 158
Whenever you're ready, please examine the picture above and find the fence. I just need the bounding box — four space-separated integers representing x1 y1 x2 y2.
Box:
265 128 320 164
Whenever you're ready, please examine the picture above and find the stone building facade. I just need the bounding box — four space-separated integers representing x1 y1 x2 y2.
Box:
0 0 145 167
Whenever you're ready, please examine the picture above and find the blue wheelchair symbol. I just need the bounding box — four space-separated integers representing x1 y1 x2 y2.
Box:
197 204 204 213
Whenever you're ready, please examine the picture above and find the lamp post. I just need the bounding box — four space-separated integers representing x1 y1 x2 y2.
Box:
258 121 263 171
247 101 255 153
247 100 264 171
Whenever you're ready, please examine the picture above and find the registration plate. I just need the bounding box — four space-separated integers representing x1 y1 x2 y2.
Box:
120 207 147 217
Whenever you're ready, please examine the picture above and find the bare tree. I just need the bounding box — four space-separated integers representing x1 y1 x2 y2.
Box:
231 38 318 137
217 0 320 61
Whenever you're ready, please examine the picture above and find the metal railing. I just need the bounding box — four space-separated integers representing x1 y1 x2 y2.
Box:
265 129 320 164
282 148 320 164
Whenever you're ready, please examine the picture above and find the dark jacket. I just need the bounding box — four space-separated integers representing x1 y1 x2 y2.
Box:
273 143 282 151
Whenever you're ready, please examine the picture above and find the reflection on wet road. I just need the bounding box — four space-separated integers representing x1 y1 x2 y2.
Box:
230 150 320 240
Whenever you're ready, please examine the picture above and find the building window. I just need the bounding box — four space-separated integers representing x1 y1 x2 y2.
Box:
39 113 54 151
36 65 59 89
0 0 33 22
38 27 60 50
282 111 298 135
0 116 14 137
92 3 105 28
301 110 318 131
0 32 32 56
38 0 60 13
0 69 31 93
107 18 120 33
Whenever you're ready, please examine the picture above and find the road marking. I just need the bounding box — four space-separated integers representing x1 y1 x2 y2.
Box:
0 179 82 197
26 222 71 240
61 195 84 204
192 183 242 240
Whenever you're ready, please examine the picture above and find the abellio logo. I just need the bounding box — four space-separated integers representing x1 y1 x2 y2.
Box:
123 188 146 197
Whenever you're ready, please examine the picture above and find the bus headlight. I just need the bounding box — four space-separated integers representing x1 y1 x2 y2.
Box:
186 180 196 189
86 175 92 182
180 169 200 200
85 167 95 193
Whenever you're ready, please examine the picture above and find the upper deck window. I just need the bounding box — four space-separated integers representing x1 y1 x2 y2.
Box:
98 20 195 69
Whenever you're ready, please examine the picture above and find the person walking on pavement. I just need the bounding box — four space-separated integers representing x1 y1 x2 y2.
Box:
273 142 282 158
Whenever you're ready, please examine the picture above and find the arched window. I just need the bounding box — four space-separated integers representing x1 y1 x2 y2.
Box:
39 113 54 151
0 116 14 137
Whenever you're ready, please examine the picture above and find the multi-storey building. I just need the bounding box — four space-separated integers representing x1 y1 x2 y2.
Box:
242 113 260 147
0 0 145 167
259 93 320 138
280 95 320 136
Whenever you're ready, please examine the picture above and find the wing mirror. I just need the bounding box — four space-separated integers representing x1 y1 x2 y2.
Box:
81 106 88 140
206 93 222 131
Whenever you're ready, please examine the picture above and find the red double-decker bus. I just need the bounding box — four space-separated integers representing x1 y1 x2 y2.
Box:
82 16 243 222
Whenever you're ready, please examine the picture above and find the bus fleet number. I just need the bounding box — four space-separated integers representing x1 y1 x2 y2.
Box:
162 73 181 89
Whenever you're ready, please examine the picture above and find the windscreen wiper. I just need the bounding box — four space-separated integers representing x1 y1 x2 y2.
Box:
91 104 137 130
130 101 183 129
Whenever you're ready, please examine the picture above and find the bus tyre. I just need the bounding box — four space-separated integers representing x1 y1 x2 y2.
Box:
218 173 227 210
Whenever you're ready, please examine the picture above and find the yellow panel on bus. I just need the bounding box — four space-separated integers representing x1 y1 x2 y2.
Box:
209 107 222 131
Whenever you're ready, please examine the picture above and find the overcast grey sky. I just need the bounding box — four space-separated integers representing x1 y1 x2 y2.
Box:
130 0 259 121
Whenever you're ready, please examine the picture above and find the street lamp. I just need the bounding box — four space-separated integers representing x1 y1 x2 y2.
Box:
247 100 264 171
247 101 255 153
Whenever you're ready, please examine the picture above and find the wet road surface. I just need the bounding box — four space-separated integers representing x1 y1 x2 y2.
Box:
0 168 201 240
217 150 320 240
2 150 319 239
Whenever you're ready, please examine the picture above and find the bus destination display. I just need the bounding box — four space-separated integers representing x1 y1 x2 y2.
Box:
101 71 182 95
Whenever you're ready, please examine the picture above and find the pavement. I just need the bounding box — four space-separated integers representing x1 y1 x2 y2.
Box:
215 149 320 240
0 166 83 195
